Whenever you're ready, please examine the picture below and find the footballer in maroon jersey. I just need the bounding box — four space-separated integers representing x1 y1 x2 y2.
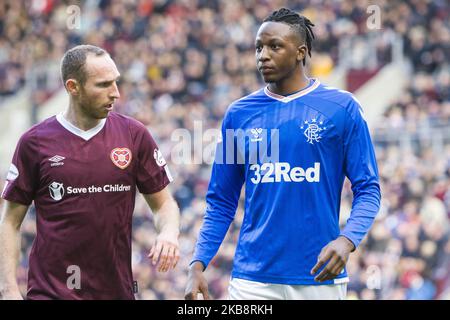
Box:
0 45 180 300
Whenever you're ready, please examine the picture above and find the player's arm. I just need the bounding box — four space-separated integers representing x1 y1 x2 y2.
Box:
185 111 245 300
143 187 180 273
311 102 381 282
0 200 28 300
185 160 244 300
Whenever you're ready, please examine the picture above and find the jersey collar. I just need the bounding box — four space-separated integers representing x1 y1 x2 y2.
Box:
264 78 320 103
56 113 107 141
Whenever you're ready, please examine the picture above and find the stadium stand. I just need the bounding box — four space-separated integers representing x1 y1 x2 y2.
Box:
0 0 448 299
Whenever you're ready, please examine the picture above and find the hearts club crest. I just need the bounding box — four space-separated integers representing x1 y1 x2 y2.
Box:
110 148 132 169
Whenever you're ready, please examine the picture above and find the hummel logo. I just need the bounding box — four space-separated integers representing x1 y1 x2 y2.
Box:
49 155 65 167
250 128 263 142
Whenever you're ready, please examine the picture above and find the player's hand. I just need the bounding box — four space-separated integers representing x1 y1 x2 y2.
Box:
185 261 210 300
310 236 355 283
148 229 180 272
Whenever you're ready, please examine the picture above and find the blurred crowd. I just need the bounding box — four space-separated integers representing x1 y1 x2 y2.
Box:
0 0 449 299
345 72 450 300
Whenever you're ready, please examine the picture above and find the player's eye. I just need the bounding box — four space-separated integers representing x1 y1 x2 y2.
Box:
255 45 262 52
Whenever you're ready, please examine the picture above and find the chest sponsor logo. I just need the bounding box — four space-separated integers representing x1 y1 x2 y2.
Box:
49 155 65 167
250 162 320 184
49 181 65 201
300 119 326 144
48 181 131 201
110 148 132 169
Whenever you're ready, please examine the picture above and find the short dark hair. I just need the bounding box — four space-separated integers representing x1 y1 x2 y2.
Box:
60 44 107 86
263 8 315 66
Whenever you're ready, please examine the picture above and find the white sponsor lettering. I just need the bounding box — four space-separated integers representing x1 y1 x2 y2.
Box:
49 183 131 200
250 162 320 184
103 184 131 192
66 186 88 194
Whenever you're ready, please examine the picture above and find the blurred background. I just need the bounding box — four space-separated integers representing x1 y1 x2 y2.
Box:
0 0 448 300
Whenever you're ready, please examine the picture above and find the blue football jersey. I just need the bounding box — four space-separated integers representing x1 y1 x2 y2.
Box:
192 79 381 285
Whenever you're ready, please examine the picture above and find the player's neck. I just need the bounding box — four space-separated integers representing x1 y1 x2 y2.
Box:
267 72 310 96
64 104 102 131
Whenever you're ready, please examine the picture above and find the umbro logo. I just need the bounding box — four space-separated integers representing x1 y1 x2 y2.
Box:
49 155 65 167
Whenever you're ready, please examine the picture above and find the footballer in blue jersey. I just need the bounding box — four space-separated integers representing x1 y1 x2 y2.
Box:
185 8 380 300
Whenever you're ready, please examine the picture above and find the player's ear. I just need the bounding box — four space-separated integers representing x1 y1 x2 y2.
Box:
297 44 307 63
66 79 80 95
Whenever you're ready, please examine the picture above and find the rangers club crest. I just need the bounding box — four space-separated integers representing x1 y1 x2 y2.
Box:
300 119 326 144
110 148 132 169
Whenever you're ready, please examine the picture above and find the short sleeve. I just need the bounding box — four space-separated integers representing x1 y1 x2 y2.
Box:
132 121 172 194
1 131 40 205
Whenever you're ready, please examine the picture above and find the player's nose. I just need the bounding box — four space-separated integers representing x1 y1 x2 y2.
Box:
110 82 120 99
257 46 270 62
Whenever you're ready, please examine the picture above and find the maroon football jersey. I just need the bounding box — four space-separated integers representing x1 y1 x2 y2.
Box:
1 112 172 299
